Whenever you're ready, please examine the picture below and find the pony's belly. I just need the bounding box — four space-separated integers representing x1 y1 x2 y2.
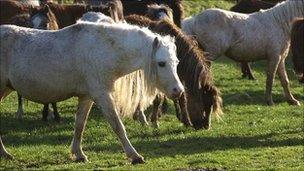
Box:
226 48 266 62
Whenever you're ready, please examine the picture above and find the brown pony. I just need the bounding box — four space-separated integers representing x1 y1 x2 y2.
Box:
230 0 278 80
0 0 123 29
291 18 304 83
8 4 60 122
122 0 183 27
126 15 222 129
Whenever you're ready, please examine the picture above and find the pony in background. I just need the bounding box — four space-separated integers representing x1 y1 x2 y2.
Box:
182 0 303 106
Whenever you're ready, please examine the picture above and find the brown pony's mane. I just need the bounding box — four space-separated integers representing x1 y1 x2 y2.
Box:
125 15 222 119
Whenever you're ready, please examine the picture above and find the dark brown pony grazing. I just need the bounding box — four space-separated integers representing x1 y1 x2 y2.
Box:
8 4 60 122
230 0 278 80
126 15 223 129
291 18 304 83
0 0 123 29
122 0 183 27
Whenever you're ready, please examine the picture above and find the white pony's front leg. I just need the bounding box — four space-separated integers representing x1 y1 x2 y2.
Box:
265 56 280 105
95 93 144 164
71 96 93 162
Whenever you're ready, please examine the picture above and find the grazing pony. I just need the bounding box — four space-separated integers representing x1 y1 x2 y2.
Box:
182 0 303 106
231 0 277 80
146 4 173 22
8 5 60 121
291 18 304 83
122 0 183 27
0 22 183 163
126 15 223 129
0 0 123 29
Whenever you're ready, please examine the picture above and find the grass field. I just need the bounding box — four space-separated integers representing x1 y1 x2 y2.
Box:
1 1 303 170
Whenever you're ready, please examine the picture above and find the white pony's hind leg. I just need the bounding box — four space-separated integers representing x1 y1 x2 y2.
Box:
277 59 301 106
95 93 144 164
71 96 93 162
16 93 24 120
0 88 13 159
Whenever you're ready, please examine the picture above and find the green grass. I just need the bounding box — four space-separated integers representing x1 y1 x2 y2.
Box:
1 1 303 170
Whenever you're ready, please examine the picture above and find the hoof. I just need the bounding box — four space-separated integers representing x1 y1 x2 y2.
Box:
131 156 145 165
152 122 159 129
15 111 23 120
71 153 88 162
0 151 14 159
266 100 274 106
75 157 88 162
288 99 301 106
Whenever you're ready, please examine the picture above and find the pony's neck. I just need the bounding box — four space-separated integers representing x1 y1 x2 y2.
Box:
265 0 304 34
110 28 154 79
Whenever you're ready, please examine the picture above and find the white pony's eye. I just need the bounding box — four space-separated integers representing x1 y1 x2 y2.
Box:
158 61 166 67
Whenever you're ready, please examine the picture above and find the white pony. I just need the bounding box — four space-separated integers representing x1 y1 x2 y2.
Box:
182 0 303 106
77 12 158 125
0 22 184 164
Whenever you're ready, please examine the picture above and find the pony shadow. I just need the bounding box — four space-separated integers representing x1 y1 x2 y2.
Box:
132 129 303 159
221 89 303 106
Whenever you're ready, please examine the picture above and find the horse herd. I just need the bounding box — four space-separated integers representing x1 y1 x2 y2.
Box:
0 0 303 164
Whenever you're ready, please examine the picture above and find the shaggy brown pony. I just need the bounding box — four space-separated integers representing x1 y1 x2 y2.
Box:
291 18 304 83
146 3 173 22
126 15 222 129
122 0 183 27
0 0 123 28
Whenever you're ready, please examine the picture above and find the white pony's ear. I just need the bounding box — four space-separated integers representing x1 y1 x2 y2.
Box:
151 37 161 59
152 37 160 53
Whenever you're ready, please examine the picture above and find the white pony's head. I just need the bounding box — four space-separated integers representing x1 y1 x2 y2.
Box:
151 36 184 99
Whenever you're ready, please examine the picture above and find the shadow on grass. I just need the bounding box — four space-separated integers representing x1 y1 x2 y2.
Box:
222 89 304 106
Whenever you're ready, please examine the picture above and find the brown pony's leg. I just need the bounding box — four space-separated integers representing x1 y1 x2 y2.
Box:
173 99 181 121
134 105 148 126
277 59 300 106
16 93 24 119
151 94 164 128
178 93 192 127
161 96 168 113
0 88 13 159
202 105 212 130
52 103 61 122
71 96 93 162
42 104 49 122
265 56 280 105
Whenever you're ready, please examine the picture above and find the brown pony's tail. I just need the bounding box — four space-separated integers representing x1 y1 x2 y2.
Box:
291 18 304 81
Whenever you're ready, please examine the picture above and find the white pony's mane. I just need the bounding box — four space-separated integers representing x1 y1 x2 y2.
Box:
74 20 175 118
254 0 304 32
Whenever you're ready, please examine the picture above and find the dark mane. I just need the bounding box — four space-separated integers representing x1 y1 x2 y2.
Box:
125 15 222 121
